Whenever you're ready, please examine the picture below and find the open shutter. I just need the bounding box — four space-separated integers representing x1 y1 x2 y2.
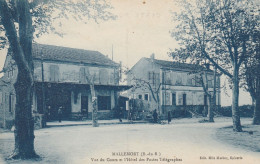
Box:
79 67 86 83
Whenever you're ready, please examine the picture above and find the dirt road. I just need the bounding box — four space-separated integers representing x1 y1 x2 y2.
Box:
0 118 259 164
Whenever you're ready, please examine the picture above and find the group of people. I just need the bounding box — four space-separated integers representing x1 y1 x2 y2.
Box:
153 109 172 124
47 106 63 123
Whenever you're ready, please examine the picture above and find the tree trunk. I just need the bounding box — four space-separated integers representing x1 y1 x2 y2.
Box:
10 70 38 159
252 96 260 125
90 84 99 127
208 95 214 122
208 66 217 123
156 94 160 115
232 67 242 132
0 0 38 159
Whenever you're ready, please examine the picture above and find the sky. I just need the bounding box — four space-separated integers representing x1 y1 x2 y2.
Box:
0 0 252 106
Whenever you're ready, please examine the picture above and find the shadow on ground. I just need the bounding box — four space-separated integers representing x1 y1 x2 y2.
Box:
216 125 260 152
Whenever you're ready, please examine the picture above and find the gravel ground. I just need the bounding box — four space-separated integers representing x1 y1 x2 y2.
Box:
0 117 259 164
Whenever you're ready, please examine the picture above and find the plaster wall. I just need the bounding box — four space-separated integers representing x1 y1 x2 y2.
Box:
34 61 119 85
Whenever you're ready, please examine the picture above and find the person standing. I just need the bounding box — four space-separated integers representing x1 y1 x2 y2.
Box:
58 106 62 123
119 107 123 123
153 109 158 123
168 111 172 124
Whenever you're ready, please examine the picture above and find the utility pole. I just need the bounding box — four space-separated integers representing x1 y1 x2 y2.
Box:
112 44 114 61
41 47 46 127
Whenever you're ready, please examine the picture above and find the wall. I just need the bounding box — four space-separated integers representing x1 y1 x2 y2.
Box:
127 58 161 110
127 58 221 110
34 60 120 85
162 69 220 88
161 85 221 106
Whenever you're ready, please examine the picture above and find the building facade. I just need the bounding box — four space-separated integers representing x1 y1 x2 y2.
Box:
0 44 130 127
127 54 221 116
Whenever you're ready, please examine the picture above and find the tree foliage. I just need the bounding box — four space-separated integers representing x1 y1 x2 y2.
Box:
243 29 260 125
0 0 115 49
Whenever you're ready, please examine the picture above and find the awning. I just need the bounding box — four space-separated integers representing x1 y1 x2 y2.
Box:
94 84 132 91
34 81 132 92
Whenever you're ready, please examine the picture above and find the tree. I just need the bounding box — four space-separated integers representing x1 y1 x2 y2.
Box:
0 0 114 159
126 67 162 114
245 62 260 125
186 63 219 121
170 0 259 131
243 30 260 125
200 66 218 122
85 71 99 127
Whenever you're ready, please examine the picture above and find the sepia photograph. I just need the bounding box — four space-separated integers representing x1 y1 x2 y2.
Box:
0 0 259 163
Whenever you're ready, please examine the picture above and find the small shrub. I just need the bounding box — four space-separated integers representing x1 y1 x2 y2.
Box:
198 119 209 123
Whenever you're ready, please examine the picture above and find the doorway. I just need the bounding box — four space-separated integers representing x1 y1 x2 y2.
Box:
81 96 88 117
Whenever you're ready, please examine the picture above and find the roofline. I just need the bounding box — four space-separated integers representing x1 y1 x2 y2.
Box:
126 57 147 74
33 43 120 66
160 67 221 76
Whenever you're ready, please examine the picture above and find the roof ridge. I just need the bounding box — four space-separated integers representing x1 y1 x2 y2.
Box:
145 57 198 66
33 43 100 53
144 57 213 72
31 43 119 67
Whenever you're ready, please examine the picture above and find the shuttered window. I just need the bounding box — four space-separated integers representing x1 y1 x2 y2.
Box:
183 94 187 106
172 93 176 106
79 67 86 83
148 71 160 86
49 65 60 82
99 69 109 84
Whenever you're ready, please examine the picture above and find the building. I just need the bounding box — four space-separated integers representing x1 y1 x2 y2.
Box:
0 43 131 127
127 54 221 117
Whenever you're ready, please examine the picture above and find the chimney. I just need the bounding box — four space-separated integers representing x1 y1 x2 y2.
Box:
150 53 155 59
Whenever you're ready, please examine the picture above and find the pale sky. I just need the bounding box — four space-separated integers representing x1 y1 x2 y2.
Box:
0 0 251 106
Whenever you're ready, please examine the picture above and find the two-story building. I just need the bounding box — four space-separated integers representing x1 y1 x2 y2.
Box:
1 43 130 126
127 54 221 116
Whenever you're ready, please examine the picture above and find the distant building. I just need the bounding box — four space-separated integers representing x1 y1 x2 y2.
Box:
127 54 221 116
0 43 131 127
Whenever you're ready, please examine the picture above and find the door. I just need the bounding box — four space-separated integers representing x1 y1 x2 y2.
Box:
81 96 88 117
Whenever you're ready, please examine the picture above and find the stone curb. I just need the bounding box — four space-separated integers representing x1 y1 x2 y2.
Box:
46 121 149 128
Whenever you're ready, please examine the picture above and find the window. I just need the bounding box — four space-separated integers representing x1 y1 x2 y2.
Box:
172 93 176 106
165 72 171 85
99 69 109 84
195 75 201 86
49 65 60 82
176 74 182 85
187 77 192 85
79 67 86 83
144 94 149 101
138 95 142 100
9 94 12 113
183 93 186 106
7 71 10 78
98 96 111 110
11 69 13 77
148 71 159 86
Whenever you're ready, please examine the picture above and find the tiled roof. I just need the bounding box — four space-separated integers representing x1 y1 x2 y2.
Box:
145 58 212 72
32 43 119 67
